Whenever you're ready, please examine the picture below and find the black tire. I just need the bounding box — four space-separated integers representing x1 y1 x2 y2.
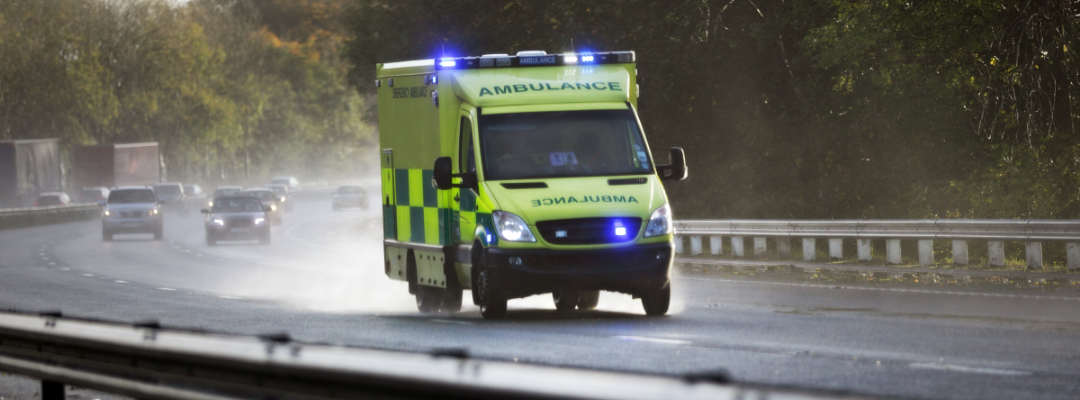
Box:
641 285 671 316
415 286 443 314
153 227 163 241
577 290 600 310
553 291 579 312
443 287 463 313
474 253 506 319
102 230 113 242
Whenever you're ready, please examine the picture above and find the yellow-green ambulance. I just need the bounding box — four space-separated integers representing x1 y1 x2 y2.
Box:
377 50 687 319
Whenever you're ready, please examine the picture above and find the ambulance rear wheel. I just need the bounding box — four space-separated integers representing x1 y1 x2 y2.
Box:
415 286 443 314
553 291 579 312
442 287 463 313
641 285 671 316
577 290 600 310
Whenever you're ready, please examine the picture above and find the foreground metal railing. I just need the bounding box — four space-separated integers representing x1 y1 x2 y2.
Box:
0 311 858 400
0 204 101 231
674 219 1080 270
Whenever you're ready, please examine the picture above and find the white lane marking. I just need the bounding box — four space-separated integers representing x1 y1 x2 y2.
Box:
59 268 70 271
115 280 127 284
48 262 55 265
613 336 692 345
82 274 94 277
680 277 1080 302
430 319 473 325
157 287 176 291
909 363 1031 376
217 296 243 300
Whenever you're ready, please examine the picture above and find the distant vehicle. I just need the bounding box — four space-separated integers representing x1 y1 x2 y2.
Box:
152 183 188 215
183 184 207 209
76 187 110 205
332 185 367 211
73 143 159 189
241 188 281 225
35 192 71 207
267 184 293 212
0 139 63 207
202 196 271 246
101 187 163 241
269 176 299 190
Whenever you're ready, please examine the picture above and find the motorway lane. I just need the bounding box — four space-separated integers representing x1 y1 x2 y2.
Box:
0 193 1078 400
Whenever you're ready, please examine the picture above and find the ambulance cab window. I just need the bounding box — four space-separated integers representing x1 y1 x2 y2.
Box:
479 109 653 180
459 117 476 174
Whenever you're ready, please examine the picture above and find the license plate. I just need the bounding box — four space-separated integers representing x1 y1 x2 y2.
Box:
230 228 250 233
122 222 141 228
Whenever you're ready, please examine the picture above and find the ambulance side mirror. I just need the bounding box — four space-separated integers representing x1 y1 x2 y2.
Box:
433 157 453 190
657 147 688 181
433 156 480 191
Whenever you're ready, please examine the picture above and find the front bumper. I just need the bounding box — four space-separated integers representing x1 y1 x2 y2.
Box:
102 217 163 233
485 242 673 299
206 224 270 240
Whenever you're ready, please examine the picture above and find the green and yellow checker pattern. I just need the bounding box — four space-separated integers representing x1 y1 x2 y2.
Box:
390 168 448 245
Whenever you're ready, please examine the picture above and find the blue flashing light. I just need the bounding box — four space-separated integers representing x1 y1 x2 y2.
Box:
432 76 438 84
615 226 627 236
439 59 457 68
487 234 493 243
581 54 595 63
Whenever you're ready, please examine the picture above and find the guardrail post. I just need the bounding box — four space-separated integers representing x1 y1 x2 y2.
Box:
857 239 872 262
802 238 816 261
754 237 767 259
952 240 968 265
1026 242 1043 269
777 238 791 260
42 380 64 400
710 236 723 255
1068 243 1080 270
690 236 702 255
828 239 843 260
918 240 934 267
731 237 745 257
988 241 1005 267
886 239 902 264
674 235 684 254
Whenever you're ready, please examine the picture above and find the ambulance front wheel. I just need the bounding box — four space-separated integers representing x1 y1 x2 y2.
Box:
473 253 507 319
640 285 671 316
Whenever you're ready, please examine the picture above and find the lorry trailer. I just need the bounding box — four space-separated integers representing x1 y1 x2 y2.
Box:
72 143 159 189
0 139 64 208
376 50 687 319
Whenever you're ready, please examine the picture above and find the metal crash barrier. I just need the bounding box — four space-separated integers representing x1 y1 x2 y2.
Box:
0 204 101 231
0 311 862 400
674 219 1080 270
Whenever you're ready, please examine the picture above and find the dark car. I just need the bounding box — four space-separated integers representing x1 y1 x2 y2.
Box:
332 185 367 211
241 188 282 225
202 196 271 246
210 186 244 209
267 184 293 212
152 182 189 215
76 187 110 205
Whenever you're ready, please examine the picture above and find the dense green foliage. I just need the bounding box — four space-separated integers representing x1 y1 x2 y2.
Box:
345 0 1079 219
0 0 372 185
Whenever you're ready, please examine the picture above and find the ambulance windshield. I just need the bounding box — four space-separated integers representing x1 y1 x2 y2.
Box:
479 109 653 180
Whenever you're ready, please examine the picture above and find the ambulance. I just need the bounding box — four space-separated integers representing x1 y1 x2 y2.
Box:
376 50 687 319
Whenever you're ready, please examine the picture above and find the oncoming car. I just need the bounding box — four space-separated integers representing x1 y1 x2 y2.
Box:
35 192 71 207
202 196 271 246
269 176 299 190
332 185 367 211
152 182 188 215
267 184 293 212
101 187 163 241
241 188 282 225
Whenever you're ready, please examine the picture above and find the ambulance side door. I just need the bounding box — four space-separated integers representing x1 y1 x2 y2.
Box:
452 113 478 244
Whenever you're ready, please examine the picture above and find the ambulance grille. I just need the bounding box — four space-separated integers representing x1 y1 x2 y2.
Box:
536 217 642 245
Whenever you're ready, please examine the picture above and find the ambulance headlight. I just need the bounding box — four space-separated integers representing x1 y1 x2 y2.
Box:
493 211 536 242
643 204 672 238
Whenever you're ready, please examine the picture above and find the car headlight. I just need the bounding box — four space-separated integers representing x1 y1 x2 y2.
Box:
270 204 277 211
492 211 536 242
149 208 159 216
254 217 266 225
280 197 286 202
103 210 112 217
208 201 214 207
212 218 225 226
643 204 672 238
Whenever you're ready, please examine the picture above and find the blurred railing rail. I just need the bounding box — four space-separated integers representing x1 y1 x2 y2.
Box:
673 219 1080 270
0 204 101 231
0 311 854 400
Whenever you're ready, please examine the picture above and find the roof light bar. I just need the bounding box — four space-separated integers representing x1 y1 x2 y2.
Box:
434 51 635 70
